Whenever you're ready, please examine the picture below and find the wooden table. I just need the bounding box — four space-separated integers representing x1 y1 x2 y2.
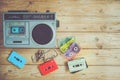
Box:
0 0 120 80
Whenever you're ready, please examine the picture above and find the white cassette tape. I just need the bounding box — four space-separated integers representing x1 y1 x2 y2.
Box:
68 58 88 73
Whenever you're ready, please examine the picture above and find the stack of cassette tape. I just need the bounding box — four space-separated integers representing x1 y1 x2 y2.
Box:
59 37 88 73
59 37 80 60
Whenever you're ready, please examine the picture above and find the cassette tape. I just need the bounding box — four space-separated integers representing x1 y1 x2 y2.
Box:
69 42 80 53
38 59 58 75
11 26 25 34
68 58 88 73
60 38 75 53
8 51 27 69
64 42 80 60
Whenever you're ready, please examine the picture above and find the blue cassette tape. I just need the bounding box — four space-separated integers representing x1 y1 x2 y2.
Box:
11 26 25 34
8 51 27 69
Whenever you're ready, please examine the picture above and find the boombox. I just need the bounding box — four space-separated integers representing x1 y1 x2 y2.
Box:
3 11 59 48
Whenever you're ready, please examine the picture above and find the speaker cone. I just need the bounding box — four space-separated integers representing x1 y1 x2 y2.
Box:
32 24 53 45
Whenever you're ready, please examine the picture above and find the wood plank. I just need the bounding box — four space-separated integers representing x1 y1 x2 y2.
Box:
58 16 120 32
0 33 120 48
0 0 60 12
0 65 120 80
59 0 120 16
0 49 120 66
57 33 120 49
0 0 120 16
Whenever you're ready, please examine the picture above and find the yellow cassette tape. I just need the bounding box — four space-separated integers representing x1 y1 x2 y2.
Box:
60 38 75 53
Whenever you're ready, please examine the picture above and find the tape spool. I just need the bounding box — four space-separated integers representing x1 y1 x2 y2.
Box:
70 42 80 53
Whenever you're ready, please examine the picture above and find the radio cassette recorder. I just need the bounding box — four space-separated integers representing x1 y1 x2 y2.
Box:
3 11 59 48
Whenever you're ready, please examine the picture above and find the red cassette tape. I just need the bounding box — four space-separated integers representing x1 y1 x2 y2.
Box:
38 59 58 75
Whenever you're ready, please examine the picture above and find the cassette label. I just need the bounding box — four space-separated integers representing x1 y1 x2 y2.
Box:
68 58 88 73
38 59 58 75
8 51 27 69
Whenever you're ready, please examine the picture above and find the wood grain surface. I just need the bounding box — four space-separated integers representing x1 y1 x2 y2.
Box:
0 0 120 80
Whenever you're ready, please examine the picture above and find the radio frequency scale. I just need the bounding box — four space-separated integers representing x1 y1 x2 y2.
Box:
3 11 59 48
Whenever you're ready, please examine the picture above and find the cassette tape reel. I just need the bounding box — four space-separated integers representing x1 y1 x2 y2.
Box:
3 11 59 48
